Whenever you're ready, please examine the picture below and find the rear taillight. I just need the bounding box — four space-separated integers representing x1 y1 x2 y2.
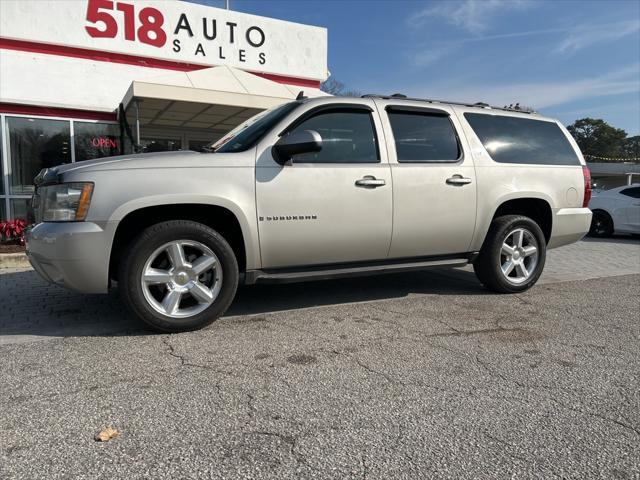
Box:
582 166 592 208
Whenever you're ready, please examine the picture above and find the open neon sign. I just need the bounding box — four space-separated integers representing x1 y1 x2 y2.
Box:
91 137 118 149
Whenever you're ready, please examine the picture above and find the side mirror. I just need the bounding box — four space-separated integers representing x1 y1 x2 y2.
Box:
272 130 322 165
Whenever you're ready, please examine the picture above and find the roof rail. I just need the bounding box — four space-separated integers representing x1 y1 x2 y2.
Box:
360 94 536 114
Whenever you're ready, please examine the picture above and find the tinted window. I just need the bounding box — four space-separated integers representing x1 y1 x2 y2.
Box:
464 113 580 165
140 138 181 153
0 124 4 196
620 187 640 199
388 111 459 162
74 122 120 161
10 198 28 220
214 101 300 153
289 110 379 163
7 116 71 195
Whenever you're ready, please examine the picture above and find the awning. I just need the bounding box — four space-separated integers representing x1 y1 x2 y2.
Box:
121 65 327 136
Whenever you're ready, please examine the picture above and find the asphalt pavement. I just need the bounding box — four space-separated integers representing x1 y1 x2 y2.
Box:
1 237 639 479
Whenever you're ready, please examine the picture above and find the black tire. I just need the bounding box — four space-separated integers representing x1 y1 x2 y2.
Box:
589 210 614 237
473 215 546 293
119 220 239 333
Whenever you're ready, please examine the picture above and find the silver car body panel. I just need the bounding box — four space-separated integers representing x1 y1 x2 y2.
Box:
451 106 591 251
254 97 394 268
27 97 592 294
373 99 479 258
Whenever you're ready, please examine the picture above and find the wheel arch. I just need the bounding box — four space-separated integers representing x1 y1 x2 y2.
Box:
590 207 613 219
109 201 255 282
476 196 553 248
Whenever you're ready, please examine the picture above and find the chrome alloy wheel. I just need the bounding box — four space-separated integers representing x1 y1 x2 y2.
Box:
499 228 539 285
140 240 222 318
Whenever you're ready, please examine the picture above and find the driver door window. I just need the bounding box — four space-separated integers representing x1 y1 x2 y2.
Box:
288 110 379 163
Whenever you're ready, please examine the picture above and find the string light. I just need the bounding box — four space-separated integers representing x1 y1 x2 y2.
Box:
584 154 640 162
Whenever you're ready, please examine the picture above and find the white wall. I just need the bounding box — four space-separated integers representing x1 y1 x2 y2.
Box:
0 0 328 81
0 50 188 112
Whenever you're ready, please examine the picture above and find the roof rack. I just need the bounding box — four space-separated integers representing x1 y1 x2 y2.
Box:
360 94 535 114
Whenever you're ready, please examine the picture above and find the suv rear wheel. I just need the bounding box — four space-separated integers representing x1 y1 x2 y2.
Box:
119 220 238 332
473 215 546 293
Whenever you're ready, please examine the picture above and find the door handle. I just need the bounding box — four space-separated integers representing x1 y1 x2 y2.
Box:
446 175 472 186
355 176 386 188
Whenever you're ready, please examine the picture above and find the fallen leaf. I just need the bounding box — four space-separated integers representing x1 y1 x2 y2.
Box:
94 426 120 442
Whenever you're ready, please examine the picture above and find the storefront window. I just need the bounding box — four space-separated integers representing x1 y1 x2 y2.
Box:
74 122 120 161
140 138 181 153
0 201 5 221
7 117 71 195
187 139 212 152
10 198 29 220
0 124 4 195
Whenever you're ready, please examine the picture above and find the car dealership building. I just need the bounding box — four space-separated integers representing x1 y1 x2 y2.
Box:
0 0 328 220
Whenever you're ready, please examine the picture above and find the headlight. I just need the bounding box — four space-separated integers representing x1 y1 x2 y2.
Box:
41 183 94 222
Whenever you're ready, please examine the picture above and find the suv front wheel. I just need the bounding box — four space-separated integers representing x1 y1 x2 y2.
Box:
473 215 546 293
119 220 239 332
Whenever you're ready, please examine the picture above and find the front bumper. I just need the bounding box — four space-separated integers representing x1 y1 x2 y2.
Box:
548 207 592 249
26 222 113 294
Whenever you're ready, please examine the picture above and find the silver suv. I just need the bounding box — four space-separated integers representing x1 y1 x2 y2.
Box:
27 94 593 332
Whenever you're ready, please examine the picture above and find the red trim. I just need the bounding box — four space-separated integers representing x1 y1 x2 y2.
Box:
0 37 321 89
253 72 319 88
264 74 317 88
0 103 116 121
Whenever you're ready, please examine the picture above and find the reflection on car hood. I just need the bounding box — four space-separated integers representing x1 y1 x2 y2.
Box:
41 150 256 183
53 150 201 175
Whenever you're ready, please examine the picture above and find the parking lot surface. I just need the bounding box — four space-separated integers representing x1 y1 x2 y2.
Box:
1 237 639 479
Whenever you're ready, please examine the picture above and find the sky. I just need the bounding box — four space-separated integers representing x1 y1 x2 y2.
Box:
191 0 640 135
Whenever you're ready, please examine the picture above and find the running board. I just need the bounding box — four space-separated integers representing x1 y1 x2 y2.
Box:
244 255 473 285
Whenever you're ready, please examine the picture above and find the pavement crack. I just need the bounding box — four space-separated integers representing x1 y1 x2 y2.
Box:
427 326 518 338
436 318 462 334
484 433 565 479
361 453 370 480
475 352 526 388
162 336 232 395
513 294 532 305
484 433 531 464
162 337 187 366
370 304 410 317
330 348 404 386
354 357 404 385
244 392 257 426
245 430 315 472
550 399 640 436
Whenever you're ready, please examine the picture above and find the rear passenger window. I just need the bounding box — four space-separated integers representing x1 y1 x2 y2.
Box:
464 113 580 165
620 187 640 198
289 110 379 163
388 111 460 162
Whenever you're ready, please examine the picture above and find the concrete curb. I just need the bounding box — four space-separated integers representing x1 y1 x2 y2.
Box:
0 253 31 269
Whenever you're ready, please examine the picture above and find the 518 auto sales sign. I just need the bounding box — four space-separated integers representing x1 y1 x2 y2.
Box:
0 0 328 81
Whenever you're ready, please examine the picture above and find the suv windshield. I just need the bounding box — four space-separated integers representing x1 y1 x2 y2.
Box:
211 101 301 153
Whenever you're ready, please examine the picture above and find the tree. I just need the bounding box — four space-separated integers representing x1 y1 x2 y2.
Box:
621 135 640 158
320 77 344 95
503 103 535 113
566 118 627 157
320 77 361 97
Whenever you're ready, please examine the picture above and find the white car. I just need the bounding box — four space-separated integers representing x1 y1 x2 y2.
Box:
589 184 640 237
